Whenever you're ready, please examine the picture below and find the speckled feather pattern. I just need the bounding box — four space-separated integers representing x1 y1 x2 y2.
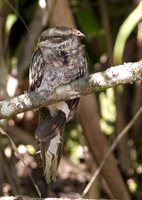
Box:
29 43 87 92
29 27 88 182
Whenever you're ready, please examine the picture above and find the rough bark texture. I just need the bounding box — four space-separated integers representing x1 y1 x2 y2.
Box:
0 197 98 200
0 61 142 119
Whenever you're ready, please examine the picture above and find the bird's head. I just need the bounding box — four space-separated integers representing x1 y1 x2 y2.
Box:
38 27 85 50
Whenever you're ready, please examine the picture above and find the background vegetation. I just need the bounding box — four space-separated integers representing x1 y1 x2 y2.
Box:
0 0 142 199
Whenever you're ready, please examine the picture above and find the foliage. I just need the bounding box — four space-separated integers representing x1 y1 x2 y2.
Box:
0 0 142 199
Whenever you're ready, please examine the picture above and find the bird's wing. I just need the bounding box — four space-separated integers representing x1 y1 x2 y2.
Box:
29 44 88 183
29 47 67 182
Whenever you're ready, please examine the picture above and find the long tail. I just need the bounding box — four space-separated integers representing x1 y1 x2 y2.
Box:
40 133 63 182
35 98 79 182
35 107 65 183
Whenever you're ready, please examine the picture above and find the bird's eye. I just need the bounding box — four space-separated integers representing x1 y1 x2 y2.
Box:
52 35 62 39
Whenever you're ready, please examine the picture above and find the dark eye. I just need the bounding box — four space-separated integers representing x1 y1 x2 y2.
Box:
52 35 62 39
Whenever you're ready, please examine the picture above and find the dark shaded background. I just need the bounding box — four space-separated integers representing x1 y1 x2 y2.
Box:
0 0 142 199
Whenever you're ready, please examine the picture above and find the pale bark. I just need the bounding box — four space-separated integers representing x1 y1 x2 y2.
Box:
0 61 142 119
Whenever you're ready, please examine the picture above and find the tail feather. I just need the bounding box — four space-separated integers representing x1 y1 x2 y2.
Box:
40 133 63 182
36 99 79 183
46 133 61 180
35 108 66 140
36 108 65 182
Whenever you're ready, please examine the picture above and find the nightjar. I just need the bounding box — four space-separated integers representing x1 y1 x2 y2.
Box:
29 27 88 183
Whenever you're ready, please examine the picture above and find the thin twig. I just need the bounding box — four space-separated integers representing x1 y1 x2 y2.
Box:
82 106 142 197
4 0 35 49
0 126 41 197
99 0 113 65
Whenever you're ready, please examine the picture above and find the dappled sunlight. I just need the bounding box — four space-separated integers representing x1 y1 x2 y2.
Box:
0 0 142 199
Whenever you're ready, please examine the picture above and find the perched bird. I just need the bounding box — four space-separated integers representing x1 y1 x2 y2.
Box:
29 27 88 183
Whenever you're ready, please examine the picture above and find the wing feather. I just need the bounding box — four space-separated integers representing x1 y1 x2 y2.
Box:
29 36 88 183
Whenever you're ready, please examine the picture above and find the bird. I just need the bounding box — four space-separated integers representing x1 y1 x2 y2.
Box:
29 27 88 183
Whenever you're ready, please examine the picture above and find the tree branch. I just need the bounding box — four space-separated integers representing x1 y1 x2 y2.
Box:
82 105 142 197
0 61 142 119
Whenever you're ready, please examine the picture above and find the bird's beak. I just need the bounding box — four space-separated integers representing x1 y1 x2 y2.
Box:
73 29 85 38
79 32 85 38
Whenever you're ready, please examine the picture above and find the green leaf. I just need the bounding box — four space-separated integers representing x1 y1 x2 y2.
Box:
6 14 17 32
113 1 142 64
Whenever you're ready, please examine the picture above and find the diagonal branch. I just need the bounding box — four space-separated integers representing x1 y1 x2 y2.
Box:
82 105 142 197
0 61 142 119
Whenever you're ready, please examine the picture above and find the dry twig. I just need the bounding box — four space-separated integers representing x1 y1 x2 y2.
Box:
82 106 142 197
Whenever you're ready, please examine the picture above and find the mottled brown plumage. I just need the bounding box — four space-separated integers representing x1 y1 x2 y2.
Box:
29 27 88 183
